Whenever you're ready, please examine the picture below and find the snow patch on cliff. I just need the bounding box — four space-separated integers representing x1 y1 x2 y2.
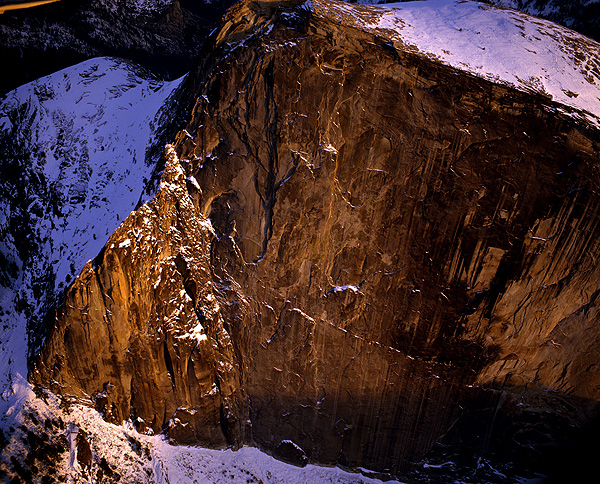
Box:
320 0 600 124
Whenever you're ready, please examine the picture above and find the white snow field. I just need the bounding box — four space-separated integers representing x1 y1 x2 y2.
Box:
320 0 600 125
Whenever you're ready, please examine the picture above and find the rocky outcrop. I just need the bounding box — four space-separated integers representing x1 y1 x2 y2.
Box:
32 0 600 478
33 146 244 446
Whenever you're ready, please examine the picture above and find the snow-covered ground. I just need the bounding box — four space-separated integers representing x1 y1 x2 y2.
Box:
318 0 600 125
0 378 406 483
154 441 404 484
0 377 543 483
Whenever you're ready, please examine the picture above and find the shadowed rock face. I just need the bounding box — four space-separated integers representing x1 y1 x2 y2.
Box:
0 0 236 95
32 0 600 477
484 0 600 43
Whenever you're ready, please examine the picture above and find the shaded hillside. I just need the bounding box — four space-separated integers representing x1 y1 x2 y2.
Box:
485 0 600 42
0 0 235 95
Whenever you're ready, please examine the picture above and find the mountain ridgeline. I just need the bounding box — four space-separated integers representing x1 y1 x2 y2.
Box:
0 0 237 95
30 0 600 480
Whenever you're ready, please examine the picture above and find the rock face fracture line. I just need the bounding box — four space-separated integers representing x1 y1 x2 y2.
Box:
259 59 281 261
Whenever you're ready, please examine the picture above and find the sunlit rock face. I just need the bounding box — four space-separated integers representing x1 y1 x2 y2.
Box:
32 0 600 477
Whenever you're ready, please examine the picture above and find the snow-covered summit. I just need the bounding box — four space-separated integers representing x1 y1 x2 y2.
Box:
316 0 600 125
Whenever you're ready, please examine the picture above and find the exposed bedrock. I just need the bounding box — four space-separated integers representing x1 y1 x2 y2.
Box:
32 0 600 477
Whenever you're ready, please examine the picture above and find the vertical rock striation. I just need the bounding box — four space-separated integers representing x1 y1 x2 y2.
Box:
32 0 600 477
34 146 244 446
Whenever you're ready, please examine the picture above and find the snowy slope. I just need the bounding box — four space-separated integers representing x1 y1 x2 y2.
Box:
0 381 408 483
0 57 183 414
321 0 600 125
153 443 405 484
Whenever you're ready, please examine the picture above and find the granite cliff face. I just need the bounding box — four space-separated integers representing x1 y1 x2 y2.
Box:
32 0 600 478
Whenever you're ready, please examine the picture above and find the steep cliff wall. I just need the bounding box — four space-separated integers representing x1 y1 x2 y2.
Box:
32 0 600 477
32 145 245 447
